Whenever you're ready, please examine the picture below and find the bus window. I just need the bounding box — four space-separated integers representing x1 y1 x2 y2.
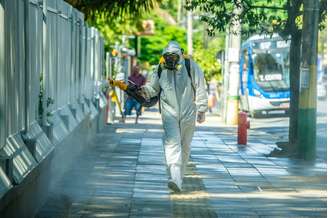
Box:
242 50 248 88
253 52 289 92
254 53 282 81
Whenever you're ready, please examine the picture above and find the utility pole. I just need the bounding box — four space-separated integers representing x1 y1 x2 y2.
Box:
222 32 229 122
187 10 193 55
225 7 241 125
297 0 320 160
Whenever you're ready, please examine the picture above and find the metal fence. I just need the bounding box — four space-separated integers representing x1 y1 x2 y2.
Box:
0 0 105 149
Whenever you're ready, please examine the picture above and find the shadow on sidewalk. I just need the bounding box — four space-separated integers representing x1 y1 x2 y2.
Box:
170 162 218 218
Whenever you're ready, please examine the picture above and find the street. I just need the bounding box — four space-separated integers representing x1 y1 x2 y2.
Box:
250 97 327 162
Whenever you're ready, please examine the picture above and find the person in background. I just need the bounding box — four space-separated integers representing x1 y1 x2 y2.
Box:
208 80 218 113
124 65 146 123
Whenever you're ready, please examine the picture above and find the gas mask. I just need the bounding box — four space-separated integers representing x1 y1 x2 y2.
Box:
163 52 180 70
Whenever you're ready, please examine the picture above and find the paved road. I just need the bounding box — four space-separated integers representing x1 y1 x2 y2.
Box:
250 98 327 162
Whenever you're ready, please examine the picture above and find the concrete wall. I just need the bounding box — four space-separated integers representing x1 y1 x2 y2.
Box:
0 105 107 218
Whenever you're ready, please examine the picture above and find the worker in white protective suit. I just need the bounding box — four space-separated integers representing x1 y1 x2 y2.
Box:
140 41 208 192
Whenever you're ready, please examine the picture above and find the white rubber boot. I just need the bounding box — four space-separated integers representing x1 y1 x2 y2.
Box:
168 164 182 193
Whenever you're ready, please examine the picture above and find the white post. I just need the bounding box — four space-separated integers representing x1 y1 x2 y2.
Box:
225 6 241 125
187 10 193 56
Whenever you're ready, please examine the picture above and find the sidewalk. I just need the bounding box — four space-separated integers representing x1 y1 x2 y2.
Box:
37 109 327 218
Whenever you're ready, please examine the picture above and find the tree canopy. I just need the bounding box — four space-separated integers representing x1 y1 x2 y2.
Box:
68 0 226 82
186 0 326 38
65 0 161 21
193 34 224 82
139 13 186 65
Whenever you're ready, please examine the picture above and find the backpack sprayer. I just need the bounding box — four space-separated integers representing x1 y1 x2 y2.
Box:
108 79 159 107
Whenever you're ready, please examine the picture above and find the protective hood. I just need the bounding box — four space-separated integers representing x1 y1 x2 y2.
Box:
162 41 184 62
162 41 182 55
162 41 184 70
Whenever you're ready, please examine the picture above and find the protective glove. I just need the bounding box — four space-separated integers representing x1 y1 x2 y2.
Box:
197 112 205 123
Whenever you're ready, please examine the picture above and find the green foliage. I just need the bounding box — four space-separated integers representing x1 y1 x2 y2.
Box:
139 14 186 65
319 0 327 30
187 0 288 36
77 0 225 82
83 1 182 54
65 0 161 21
193 34 224 82
318 27 327 56
66 0 162 51
137 11 225 81
187 0 326 38
137 8 224 83
160 0 178 19
87 14 138 50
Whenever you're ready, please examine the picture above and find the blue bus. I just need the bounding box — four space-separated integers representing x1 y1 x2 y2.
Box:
239 34 290 117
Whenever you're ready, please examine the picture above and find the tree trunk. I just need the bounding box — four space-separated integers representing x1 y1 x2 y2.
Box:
297 0 320 160
288 32 302 147
283 0 303 150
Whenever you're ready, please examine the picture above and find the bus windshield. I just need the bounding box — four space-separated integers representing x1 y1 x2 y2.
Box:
252 51 290 92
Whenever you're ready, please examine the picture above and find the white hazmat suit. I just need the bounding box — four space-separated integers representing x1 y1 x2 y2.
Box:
141 41 208 192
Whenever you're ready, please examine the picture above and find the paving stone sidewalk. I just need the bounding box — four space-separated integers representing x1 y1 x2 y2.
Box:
37 110 327 218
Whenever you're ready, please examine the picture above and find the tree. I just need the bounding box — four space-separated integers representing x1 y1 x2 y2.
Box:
138 13 187 65
138 11 225 81
193 36 224 82
87 14 139 50
187 0 326 153
65 0 161 21
64 0 163 51
64 0 237 86
160 0 179 21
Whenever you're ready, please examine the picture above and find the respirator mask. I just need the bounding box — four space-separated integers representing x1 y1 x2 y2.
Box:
163 52 180 70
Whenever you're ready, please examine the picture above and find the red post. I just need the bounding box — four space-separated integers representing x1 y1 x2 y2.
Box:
237 111 249 145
